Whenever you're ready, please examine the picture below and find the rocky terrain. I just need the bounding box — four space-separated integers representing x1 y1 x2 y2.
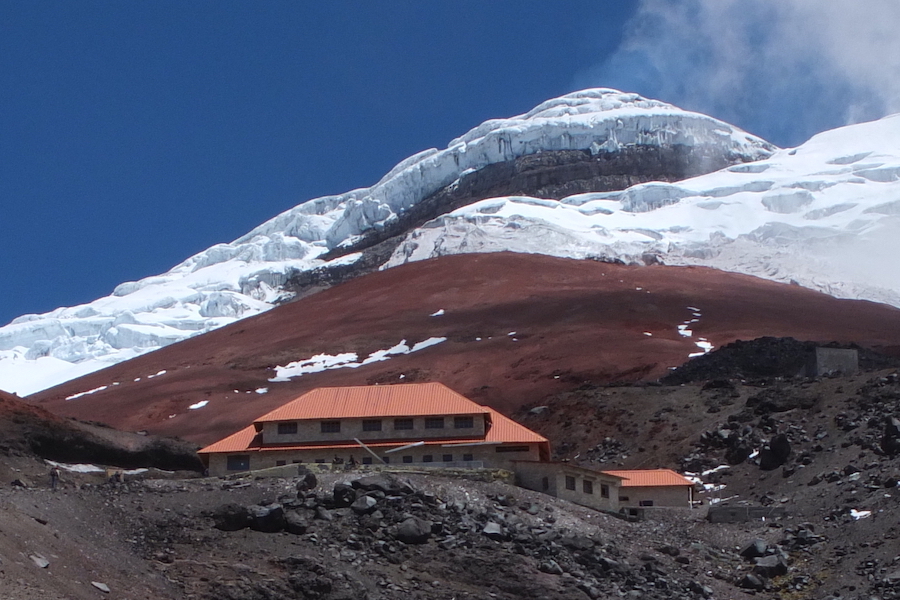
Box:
6 338 900 599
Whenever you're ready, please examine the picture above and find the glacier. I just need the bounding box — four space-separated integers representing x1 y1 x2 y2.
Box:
388 113 900 308
3 88 899 396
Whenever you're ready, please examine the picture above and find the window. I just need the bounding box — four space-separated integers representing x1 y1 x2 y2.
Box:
362 456 373 465
276 460 287 466
565 476 576 491
423 455 433 463
442 454 453 463
463 454 474 462
542 477 549 491
601 484 610 499
619 495 629 502
315 459 325 463
402 455 413 464
383 456 390 464
277 422 298 435
292 460 302 464
394 418 414 430
226 455 250 471
495 445 529 453
454 416 474 429
583 480 594 494
362 419 382 432
639 500 654 507
320 421 341 433
425 417 445 429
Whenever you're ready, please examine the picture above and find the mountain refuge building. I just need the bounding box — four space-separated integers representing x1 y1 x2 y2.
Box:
199 382 551 476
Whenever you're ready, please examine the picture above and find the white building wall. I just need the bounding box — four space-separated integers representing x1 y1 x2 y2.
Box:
617 485 692 508
260 413 487 445
206 442 541 476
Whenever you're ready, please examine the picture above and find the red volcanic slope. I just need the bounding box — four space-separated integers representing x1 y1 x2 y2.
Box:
28 253 900 446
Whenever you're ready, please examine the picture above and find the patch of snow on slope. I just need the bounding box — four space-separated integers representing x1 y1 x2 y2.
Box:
65 385 109 401
269 337 447 382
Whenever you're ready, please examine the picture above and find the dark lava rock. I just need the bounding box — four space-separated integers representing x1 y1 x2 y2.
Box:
350 495 378 515
395 517 432 545
740 539 768 559
351 473 413 495
248 504 285 533
212 503 251 531
482 521 505 541
759 434 791 471
284 510 309 535
332 483 356 508
725 441 753 465
739 573 766 591
295 466 318 492
539 560 564 575
754 554 788 578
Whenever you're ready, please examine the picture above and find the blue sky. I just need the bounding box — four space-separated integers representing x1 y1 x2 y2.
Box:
2 1 899 326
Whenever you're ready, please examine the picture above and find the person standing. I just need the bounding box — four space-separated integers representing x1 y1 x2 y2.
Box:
49 466 60 490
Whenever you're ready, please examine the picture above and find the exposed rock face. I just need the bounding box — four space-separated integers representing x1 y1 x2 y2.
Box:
0 389 202 472
290 145 751 297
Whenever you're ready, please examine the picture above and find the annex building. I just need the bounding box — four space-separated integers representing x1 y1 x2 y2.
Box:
199 382 550 476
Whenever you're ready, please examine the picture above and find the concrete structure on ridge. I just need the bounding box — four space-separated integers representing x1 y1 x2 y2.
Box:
603 469 696 508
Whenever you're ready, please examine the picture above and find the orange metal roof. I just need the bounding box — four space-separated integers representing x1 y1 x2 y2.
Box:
255 382 490 422
199 425 259 454
602 469 694 487
484 408 549 444
198 393 548 455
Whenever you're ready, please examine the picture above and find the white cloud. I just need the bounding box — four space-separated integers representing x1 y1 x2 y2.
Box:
578 0 900 146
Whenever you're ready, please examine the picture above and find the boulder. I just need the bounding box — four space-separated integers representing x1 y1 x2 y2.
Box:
212 503 251 531
295 466 318 492
351 474 413 495
248 504 285 533
539 560 564 575
351 495 379 515
738 573 765 591
314 506 334 521
725 442 752 465
284 510 309 535
482 521 505 541
753 554 788 578
739 539 768 559
332 483 356 508
759 434 791 470
395 517 432 544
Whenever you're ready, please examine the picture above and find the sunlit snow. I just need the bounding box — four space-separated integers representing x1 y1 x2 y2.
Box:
269 337 448 382
65 385 109 401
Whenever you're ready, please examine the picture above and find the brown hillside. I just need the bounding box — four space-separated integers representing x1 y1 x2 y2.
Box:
28 253 900 445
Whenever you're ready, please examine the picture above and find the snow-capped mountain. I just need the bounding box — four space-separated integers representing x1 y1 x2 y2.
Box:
3 88 899 396
392 114 900 307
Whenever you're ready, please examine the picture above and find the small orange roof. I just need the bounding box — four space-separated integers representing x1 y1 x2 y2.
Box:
602 469 694 487
255 382 489 422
